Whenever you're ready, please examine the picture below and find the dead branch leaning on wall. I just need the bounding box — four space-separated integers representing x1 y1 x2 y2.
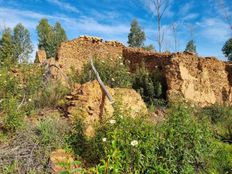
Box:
90 58 113 103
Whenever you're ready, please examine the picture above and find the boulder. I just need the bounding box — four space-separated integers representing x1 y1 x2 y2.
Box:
63 80 147 137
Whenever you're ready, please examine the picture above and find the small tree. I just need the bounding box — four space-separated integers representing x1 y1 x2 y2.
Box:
52 22 67 57
185 40 197 53
13 23 33 62
37 18 53 58
0 28 14 64
222 38 232 61
143 44 155 51
128 19 146 47
37 19 67 58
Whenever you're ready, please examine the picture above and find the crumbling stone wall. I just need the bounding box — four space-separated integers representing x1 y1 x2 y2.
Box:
56 36 124 75
35 49 46 63
123 48 232 106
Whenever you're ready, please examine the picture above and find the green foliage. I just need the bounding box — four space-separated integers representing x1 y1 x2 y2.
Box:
53 22 67 56
37 118 68 146
37 18 67 58
0 28 14 65
34 81 69 109
73 57 132 88
0 63 44 131
132 65 166 106
143 44 155 51
2 97 24 132
37 18 53 56
128 19 146 47
222 37 232 61
69 103 218 173
200 104 232 143
57 160 83 174
185 40 197 53
208 141 232 174
13 23 33 62
155 105 213 174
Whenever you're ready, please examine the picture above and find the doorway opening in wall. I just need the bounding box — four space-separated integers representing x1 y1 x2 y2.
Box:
132 65 168 108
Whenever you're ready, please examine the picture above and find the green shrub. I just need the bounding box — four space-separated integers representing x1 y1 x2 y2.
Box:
2 97 24 131
69 103 215 173
37 118 68 146
0 63 45 131
34 81 69 109
69 57 132 88
200 104 232 142
132 65 167 106
208 141 232 174
155 105 213 173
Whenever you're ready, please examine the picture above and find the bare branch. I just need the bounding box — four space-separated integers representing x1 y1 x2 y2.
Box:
151 0 170 52
90 58 113 102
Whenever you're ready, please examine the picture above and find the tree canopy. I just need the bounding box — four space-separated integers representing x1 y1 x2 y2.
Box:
185 40 197 53
13 23 33 62
0 28 14 64
222 38 232 61
37 19 67 58
128 19 146 47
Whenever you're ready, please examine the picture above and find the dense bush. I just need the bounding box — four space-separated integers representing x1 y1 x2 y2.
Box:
200 104 232 143
69 103 222 173
0 64 44 131
34 81 69 109
0 63 69 132
132 64 167 106
69 57 132 88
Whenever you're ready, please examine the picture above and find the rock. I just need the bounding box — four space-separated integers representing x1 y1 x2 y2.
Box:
62 80 147 137
35 50 46 63
123 47 232 106
50 149 80 174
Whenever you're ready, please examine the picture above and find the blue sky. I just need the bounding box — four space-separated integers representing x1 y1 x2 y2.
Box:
0 0 231 60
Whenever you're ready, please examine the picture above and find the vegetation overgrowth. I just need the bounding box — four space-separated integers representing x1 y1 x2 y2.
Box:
0 60 231 174
0 16 231 174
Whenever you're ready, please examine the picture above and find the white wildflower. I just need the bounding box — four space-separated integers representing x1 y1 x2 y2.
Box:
0 74 1 77
109 119 116 124
118 56 122 59
28 98 32 102
130 140 138 146
111 78 115 82
102 138 107 142
120 62 123 66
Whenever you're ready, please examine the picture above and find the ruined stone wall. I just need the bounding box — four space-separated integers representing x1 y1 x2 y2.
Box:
123 48 171 72
56 36 124 75
123 48 232 106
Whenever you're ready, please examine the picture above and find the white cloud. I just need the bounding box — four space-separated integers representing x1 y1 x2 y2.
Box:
198 17 230 42
182 13 199 21
0 7 129 40
47 0 79 13
179 1 193 16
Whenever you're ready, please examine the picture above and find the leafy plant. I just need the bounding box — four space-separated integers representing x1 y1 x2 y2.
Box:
71 57 132 88
200 104 232 143
132 64 167 106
